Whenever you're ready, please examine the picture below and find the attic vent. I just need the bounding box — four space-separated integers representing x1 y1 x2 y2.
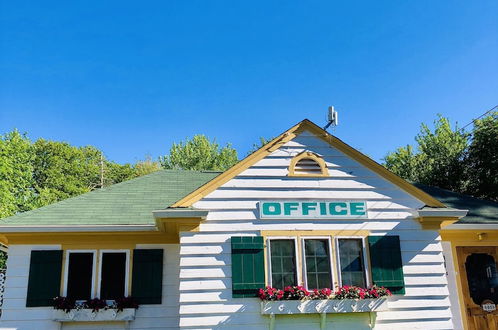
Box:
288 151 329 177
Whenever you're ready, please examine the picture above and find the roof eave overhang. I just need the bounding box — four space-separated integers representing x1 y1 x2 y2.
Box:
413 207 468 230
152 209 209 219
152 208 209 236
0 224 158 233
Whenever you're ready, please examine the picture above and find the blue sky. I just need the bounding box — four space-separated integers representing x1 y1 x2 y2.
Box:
1 1 497 164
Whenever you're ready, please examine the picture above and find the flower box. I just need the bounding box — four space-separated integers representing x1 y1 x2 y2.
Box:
52 308 136 322
261 298 388 315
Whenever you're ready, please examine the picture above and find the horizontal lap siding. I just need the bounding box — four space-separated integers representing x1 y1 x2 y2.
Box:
129 244 180 330
0 244 180 330
179 132 452 329
0 245 61 330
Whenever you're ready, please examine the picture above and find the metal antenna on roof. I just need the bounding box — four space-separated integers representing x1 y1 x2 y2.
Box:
323 106 339 131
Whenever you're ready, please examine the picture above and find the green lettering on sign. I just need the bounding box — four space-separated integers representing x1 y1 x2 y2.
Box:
329 202 347 215
350 202 366 216
259 201 368 219
262 202 281 216
284 202 299 215
302 202 317 215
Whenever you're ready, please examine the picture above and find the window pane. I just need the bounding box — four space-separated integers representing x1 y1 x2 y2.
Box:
338 239 366 287
270 240 297 289
67 253 93 300
304 239 332 289
100 252 127 300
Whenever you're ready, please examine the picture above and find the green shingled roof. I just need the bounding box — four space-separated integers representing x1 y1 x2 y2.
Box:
0 170 220 226
414 183 498 224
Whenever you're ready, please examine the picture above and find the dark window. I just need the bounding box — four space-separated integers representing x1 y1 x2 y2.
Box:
465 253 498 305
67 252 94 300
270 240 297 288
338 239 366 287
304 239 332 289
100 252 127 300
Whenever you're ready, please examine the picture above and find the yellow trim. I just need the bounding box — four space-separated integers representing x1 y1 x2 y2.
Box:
288 151 329 177
155 217 203 237
172 119 445 208
417 216 459 230
260 230 370 287
3 231 178 245
440 229 498 330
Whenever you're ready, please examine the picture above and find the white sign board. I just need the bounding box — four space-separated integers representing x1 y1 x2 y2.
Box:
259 200 368 219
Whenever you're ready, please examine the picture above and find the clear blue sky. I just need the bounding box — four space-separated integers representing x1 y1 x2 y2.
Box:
1 1 497 164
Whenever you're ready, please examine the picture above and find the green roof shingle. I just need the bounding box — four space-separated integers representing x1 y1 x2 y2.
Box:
414 183 498 224
0 170 220 226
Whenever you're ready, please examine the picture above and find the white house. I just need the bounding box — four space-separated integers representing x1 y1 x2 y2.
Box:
0 119 467 329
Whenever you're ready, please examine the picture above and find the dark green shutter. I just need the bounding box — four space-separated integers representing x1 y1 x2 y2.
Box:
131 249 163 304
368 235 405 294
26 250 63 307
231 236 265 298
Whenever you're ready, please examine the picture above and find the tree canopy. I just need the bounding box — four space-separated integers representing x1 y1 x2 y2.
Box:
0 131 161 219
159 134 238 171
383 112 498 201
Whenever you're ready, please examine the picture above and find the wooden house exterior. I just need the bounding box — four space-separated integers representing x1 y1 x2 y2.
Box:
0 119 468 329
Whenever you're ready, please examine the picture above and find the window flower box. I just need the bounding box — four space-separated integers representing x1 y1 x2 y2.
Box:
52 308 136 322
261 298 388 314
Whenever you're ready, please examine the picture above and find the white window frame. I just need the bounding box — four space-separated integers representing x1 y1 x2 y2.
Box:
335 236 371 287
63 250 97 299
301 236 334 290
267 237 300 288
97 249 130 300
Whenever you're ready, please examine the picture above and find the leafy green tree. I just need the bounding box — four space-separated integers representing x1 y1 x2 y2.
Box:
134 156 162 177
383 145 419 182
465 112 498 201
247 137 273 156
383 115 468 192
32 140 103 206
0 130 36 217
159 135 238 171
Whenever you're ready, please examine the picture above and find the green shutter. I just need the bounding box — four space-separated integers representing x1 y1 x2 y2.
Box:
231 236 265 298
26 250 63 307
131 249 163 304
368 235 405 294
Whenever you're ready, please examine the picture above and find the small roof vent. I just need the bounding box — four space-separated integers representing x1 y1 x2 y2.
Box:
288 151 329 177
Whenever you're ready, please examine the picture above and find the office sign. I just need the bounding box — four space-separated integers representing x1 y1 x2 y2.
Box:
259 200 368 219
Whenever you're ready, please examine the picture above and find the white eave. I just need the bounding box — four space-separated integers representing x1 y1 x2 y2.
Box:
0 225 158 233
413 207 468 218
152 209 209 219
443 223 498 230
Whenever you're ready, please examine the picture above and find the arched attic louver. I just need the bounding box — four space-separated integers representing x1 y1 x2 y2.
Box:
288 151 329 177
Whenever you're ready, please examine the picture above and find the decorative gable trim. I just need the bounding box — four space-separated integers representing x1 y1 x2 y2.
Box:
171 119 446 208
288 151 329 177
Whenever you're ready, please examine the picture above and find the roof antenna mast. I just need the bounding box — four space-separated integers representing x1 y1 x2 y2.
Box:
323 106 339 131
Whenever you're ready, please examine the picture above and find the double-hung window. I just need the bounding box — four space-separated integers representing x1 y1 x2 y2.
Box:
303 238 333 290
98 250 129 300
231 234 405 297
336 238 368 287
268 239 298 288
65 251 96 300
267 236 369 290
64 250 129 301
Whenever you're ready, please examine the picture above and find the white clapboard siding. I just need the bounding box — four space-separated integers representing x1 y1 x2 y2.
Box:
0 245 62 330
0 244 181 330
177 131 453 329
